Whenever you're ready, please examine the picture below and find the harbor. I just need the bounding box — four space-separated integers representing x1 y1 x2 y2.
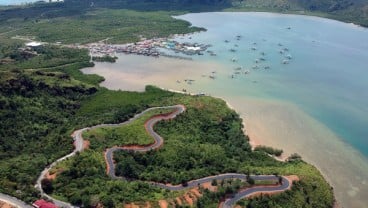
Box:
85 38 210 59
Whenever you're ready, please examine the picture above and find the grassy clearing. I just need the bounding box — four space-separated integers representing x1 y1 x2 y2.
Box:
83 108 174 150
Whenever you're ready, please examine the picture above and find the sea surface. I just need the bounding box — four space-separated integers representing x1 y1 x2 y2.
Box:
83 12 368 207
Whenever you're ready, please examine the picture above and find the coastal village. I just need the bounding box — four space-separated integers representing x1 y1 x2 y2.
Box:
85 37 211 59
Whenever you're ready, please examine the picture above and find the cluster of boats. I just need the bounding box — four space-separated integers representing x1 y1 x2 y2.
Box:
175 33 295 88
223 35 294 79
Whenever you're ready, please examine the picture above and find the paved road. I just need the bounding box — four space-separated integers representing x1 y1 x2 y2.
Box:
35 104 291 208
104 105 291 208
0 193 33 208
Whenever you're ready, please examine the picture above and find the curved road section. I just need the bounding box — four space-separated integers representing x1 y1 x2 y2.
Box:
0 193 32 208
36 104 292 208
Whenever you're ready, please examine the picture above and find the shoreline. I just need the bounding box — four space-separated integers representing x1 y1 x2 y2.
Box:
81 17 368 205
164 88 290 162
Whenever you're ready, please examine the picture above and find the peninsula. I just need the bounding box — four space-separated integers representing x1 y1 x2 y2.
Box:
0 0 348 207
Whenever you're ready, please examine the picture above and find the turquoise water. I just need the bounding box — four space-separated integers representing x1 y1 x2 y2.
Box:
174 12 368 157
84 12 368 207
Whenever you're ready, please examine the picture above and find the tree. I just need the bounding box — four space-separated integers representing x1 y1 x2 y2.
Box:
247 177 255 186
278 176 283 185
41 178 53 194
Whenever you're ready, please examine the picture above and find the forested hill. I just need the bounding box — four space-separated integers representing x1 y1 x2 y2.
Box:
230 0 368 26
1 0 367 26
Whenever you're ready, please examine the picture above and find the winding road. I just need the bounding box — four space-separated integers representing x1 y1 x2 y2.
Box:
35 104 292 208
0 193 32 208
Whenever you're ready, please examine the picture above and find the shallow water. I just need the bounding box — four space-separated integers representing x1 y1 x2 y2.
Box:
83 12 368 207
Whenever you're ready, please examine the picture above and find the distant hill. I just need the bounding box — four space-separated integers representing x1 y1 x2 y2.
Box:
61 0 368 26
230 0 368 26
0 0 367 26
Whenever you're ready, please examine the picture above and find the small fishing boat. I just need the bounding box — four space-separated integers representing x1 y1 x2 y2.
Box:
282 60 289 64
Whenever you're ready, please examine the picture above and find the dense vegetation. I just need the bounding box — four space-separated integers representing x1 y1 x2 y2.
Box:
0 1 337 207
49 94 334 207
92 55 117 63
229 0 368 27
0 6 204 44
254 145 283 157
0 0 367 43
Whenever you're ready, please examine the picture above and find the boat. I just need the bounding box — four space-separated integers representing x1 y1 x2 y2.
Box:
282 60 289 64
255 59 259 63
176 80 181 83
234 66 242 70
229 48 236 52
251 47 257 51
264 66 270 69
285 54 292 59
209 75 215 79
260 57 266 61
224 40 230 43
283 48 289 51
231 57 237 62
278 43 283 46
260 52 265 56
279 50 284 54
244 70 250 74
252 65 259 69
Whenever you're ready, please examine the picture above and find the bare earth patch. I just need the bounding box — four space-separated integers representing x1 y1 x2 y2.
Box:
124 204 139 208
83 140 90 149
0 201 15 208
158 200 168 208
201 182 217 192
175 197 182 206
45 172 57 180
183 193 193 206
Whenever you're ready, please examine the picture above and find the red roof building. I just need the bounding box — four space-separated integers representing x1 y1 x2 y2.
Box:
32 199 58 208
